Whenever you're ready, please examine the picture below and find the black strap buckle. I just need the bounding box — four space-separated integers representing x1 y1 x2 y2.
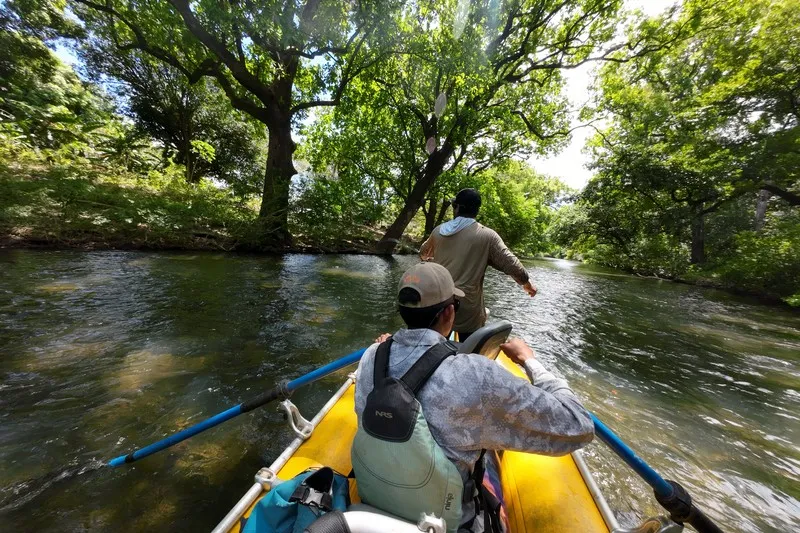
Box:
289 485 333 511
462 479 476 503
289 467 336 511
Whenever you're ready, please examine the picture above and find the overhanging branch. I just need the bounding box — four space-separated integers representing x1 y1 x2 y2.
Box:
762 184 800 206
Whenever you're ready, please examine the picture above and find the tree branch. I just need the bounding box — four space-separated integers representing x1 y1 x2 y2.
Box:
762 183 800 206
75 0 271 122
167 0 276 108
290 27 373 113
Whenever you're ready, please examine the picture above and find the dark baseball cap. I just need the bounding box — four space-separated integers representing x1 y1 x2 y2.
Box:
451 188 481 212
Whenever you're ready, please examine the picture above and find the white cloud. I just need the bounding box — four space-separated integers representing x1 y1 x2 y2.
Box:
528 0 677 190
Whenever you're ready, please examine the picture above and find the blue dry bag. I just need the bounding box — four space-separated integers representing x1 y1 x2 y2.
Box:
241 467 350 533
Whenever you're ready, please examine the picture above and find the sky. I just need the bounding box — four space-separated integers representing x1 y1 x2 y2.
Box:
528 0 676 190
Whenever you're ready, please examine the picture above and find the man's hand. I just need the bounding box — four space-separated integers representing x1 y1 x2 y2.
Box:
374 333 391 344
501 338 535 366
521 281 537 297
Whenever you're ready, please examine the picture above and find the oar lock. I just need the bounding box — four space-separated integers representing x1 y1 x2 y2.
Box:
255 466 279 490
280 399 314 440
255 397 316 490
655 480 702 527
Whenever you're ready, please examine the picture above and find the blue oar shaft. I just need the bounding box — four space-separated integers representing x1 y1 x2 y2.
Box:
108 348 367 468
108 405 242 467
591 413 723 533
286 349 366 390
590 413 674 497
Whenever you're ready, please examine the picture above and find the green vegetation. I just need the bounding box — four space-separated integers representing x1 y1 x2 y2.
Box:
550 0 800 305
0 0 797 303
0 152 260 250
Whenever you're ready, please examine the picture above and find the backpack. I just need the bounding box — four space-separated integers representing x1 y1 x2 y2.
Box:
241 467 350 533
351 338 464 532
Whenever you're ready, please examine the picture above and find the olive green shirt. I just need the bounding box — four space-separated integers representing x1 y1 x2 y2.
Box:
420 222 530 332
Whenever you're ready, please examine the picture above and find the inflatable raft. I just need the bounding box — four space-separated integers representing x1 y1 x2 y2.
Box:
212 323 676 533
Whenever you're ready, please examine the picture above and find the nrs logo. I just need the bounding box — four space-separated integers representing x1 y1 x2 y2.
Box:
375 410 393 419
445 493 454 510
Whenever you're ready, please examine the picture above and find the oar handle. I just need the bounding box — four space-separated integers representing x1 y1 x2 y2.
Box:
108 348 367 468
591 414 723 533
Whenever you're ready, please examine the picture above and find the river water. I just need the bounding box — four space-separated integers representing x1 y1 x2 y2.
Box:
0 250 797 532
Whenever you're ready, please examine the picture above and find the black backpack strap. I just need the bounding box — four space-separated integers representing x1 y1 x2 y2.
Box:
462 449 486 505
463 449 503 533
400 340 459 394
373 338 393 388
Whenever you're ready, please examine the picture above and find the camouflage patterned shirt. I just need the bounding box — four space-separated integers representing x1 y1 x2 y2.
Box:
353 328 595 530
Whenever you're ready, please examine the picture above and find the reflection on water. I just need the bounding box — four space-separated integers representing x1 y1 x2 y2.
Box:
0 251 798 532
486 258 799 532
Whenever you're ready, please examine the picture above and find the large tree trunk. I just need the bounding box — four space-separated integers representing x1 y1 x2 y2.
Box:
180 118 199 183
690 209 706 265
754 189 771 231
259 117 295 245
377 147 453 253
423 195 438 236
435 198 450 227
185 150 199 183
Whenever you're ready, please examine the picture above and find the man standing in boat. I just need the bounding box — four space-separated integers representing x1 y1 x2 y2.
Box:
420 188 536 341
351 262 594 532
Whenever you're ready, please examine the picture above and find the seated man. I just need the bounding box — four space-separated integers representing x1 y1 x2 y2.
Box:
351 262 594 532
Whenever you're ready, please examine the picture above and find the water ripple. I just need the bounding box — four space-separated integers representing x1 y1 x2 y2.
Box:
0 251 797 532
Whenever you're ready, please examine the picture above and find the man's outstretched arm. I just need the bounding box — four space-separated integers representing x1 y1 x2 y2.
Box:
487 231 537 297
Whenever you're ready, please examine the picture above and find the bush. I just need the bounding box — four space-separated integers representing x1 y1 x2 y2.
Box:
290 171 384 246
0 148 258 250
700 215 800 305
581 233 690 277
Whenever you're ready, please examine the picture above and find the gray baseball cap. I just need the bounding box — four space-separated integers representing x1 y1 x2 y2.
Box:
398 262 465 308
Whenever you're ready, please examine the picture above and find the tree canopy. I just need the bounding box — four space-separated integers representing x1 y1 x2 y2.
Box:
554 0 800 302
72 0 399 242
1 0 798 303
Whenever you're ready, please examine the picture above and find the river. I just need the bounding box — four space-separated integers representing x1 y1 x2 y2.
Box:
0 250 797 532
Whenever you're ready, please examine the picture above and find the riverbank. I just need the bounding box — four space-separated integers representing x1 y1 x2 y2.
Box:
3 161 796 306
541 255 799 308
0 161 419 255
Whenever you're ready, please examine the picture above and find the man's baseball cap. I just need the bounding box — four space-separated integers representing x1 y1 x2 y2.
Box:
398 262 465 308
451 188 482 212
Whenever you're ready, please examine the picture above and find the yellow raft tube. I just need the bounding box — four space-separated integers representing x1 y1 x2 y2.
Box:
213 350 621 533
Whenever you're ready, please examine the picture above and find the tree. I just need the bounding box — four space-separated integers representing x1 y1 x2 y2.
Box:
587 0 799 265
82 46 266 190
470 161 569 255
306 0 704 253
71 0 398 243
1 2 110 150
0 46 110 152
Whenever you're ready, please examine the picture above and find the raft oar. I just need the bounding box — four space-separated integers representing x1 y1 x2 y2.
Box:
108 347 367 467
1 348 367 511
591 414 723 533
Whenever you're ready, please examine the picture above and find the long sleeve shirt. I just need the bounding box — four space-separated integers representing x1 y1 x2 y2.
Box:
353 328 594 530
420 222 529 332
